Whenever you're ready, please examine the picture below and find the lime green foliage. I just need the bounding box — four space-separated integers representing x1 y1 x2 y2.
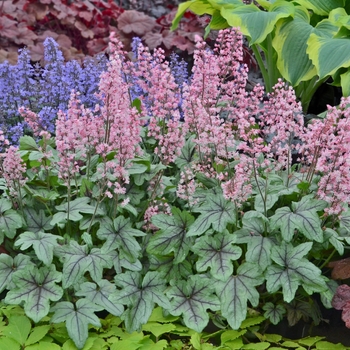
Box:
172 0 350 112
0 304 347 350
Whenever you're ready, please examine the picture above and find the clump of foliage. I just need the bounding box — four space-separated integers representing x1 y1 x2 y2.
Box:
1 27 350 349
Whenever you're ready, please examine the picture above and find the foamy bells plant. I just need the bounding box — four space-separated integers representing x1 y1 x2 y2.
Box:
0 28 349 349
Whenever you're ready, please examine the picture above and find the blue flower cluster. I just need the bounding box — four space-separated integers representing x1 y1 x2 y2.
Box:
0 37 107 144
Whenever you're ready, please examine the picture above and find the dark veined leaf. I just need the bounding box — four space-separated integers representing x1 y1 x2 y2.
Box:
192 230 242 281
23 208 53 233
51 197 103 226
108 249 142 273
5 265 63 322
148 255 193 282
187 193 236 236
262 302 286 325
215 262 264 329
148 207 195 263
110 271 169 332
97 215 145 263
266 242 327 302
270 195 327 242
166 275 220 332
76 280 124 317
15 231 62 265
0 254 35 292
51 299 102 349
175 135 196 169
0 198 23 242
55 241 114 288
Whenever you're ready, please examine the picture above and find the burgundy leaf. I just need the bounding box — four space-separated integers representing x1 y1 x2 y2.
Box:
332 284 350 310
117 10 155 35
328 257 350 280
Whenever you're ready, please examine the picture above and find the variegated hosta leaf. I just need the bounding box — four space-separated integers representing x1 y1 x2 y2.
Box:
5 265 63 322
76 280 124 317
266 242 327 302
96 215 145 263
192 231 242 281
148 208 195 263
51 299 102 349
166 275 220 332
110 271 169 333
0 254 35 292
15 231 62 265
55 241 114 288
215 262 264 329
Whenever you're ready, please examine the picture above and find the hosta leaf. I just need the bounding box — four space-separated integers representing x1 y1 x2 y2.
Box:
5 265 63 322
51 197 102 226
0 198 23 242
148 255 193 282
0 254 34 292
56 241 113 288
166 275 220 332
262 302 286 325
295 0 345 16
97 216 145 262
148 208 195 263
23 208 53 233
270 195 326 242
110 271 169 332
51 299 102 349
187 194 236 236
266 242 326 302
215 262 264 329
15 231 62 265
192 231 242 281
76 280 124 317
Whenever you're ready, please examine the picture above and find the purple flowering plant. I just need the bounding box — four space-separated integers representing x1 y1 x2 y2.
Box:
0 28 349 349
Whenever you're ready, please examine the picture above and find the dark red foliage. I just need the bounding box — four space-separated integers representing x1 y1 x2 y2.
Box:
332 284 350 328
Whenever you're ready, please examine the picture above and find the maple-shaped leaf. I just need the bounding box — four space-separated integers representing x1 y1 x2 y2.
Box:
51 197 103 226
215 262 264 329
0 254 35 292
148 255 193 282
96 216 145 263
15 231 62 265
266 242 327 303
147 208 195 263
51 299 102 349
192 231 242 281
5 265 63 322
328 257 350 280
262 302 286 325
55 241 114 288
117 10 156 35
76 280 124 317
166 275 220 332
187 194 236 236
0 198 23 242
108 248 142 273
23 208 53 233
270 195 327 242
110 271 169 332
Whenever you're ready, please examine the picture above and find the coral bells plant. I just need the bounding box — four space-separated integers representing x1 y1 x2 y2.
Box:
1 27 350 348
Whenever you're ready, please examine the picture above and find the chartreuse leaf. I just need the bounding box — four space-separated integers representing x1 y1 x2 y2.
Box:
148 208 195 263
0 198 23 242
187 193 236 236
266 242 327 302
221 1 294 44
166 275 220 332
192 231 242 281
262 302 286 325
15 231 62 265
270 195 327 242
215 262 264 329
0 254 35 292
75 280 124 317
51 197 103 226
23 208 53 233
2 315 31 346
110 271 169 333
5 265 63 322
51 299 103 349
55 241 114 288
25 325 51 346
97 216 145 263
